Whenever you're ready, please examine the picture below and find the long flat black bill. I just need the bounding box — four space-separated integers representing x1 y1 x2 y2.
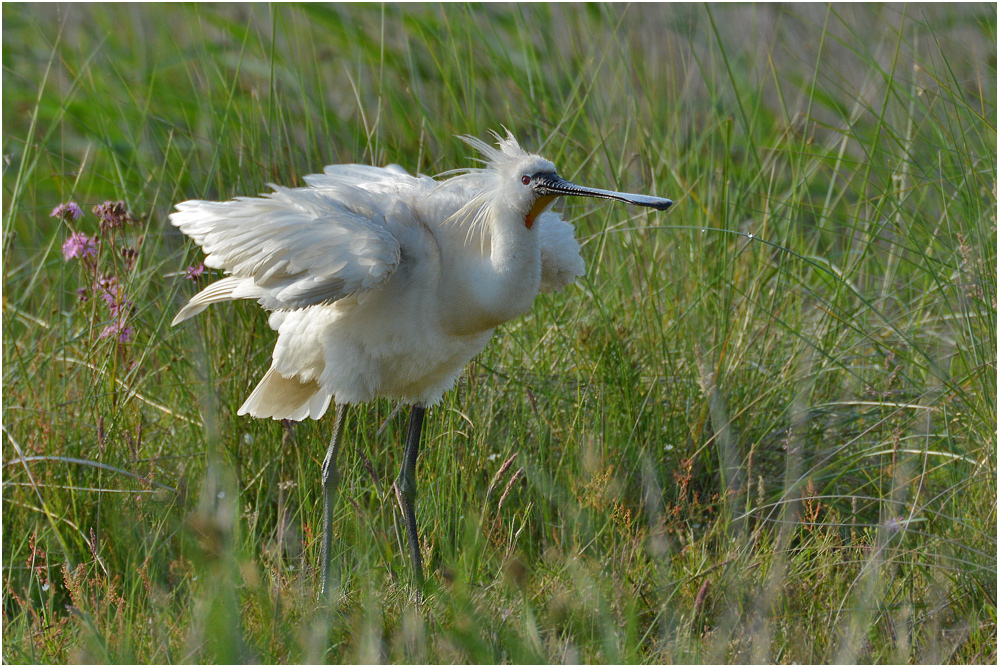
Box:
534 173 673 210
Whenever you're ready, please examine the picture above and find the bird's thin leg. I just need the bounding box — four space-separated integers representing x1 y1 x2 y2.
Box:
394 404 426 587
320 403 348 599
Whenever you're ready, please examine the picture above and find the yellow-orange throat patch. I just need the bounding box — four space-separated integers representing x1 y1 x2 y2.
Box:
525 195 556 228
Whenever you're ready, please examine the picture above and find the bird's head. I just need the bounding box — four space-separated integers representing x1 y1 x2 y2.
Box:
460 131 673 230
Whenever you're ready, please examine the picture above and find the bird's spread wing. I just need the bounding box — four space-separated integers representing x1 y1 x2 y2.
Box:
304 163 429 192
171 167 427 322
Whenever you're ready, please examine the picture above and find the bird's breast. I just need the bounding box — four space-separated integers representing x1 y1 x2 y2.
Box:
434 251 541 337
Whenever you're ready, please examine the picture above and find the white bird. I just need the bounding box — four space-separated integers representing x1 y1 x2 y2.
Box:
170 131 672 593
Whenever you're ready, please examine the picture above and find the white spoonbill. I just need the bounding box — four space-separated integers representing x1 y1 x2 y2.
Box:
170 131 672 593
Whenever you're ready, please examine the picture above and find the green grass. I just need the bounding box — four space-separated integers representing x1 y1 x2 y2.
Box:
3 3 996 663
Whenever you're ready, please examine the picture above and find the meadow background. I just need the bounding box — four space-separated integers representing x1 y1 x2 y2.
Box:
2 3 996 663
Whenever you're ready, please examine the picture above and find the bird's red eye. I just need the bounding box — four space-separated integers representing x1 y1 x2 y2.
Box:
521 175 531 185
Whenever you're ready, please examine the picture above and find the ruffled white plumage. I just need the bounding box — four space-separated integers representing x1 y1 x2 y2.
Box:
171 186 403 322
171 136 587 420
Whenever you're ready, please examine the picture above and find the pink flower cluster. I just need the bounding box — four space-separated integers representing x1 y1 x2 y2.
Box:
62 232 98 261
185 263 205 281
95 274 134 316
54 199 139 344
100 319 136 343
51 201 84 221
92 200 133 232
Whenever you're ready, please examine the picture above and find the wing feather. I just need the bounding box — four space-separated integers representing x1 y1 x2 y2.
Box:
171 166 428 318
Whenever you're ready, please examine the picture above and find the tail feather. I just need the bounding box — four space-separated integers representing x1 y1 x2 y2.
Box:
238 365 332 421
172 276 247 325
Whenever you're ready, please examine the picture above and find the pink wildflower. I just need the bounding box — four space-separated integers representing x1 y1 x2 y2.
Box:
62 233 98 260
100 320 135 343
51 201 84 221
185 263 205 281
94 275 133 316
92 201 133 231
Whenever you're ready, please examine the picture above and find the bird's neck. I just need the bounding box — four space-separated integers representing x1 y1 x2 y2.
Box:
483 222 541 314
440 223 541 336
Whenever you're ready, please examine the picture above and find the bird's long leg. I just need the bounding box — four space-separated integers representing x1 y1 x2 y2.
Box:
394 404 426 587
320 403 348 599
